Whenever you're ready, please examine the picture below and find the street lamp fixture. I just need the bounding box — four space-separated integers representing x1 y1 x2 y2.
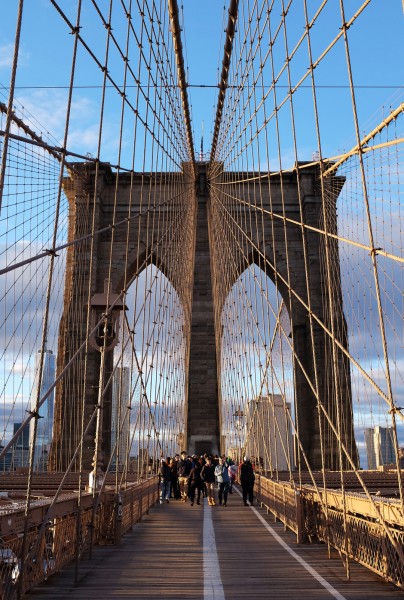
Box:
88 280 127 492
233 406 244 431
90 279 127 352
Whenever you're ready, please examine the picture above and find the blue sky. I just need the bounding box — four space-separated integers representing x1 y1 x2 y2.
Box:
1 1 403 468
1 1 402 166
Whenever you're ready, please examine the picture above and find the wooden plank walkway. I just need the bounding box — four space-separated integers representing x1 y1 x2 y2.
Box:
29 486 404 600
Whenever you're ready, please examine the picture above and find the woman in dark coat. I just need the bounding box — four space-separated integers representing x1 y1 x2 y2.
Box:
239 455 255 506
188 460 204 506
169 458 180 499
201 456 216 505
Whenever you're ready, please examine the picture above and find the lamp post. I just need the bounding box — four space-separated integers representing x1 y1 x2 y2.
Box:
233 406 244 463
88 280 127 492
234 407 244 429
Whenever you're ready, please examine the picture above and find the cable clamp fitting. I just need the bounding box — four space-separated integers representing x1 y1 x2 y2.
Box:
389 406 403 415
26 410 44 420
45 248 59 257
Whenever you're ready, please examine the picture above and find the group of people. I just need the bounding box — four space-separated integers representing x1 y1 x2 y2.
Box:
158 452 256 507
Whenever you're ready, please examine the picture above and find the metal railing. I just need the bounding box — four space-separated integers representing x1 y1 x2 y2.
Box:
0 476 158 598
254 474 404 588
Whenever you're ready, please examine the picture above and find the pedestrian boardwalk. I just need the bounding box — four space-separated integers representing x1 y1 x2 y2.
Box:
30 487 404 600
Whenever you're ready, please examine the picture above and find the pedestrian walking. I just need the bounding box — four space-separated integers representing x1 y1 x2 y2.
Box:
169 457 180 499
159 458 172 504
228 462 238 494
188 459 204 506
215 457 230 506
239 455 255 506
177 451 192 502
201 456 216 505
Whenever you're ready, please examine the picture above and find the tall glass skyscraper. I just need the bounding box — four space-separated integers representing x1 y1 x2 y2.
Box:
29 348 56 470
10 422 30 469
246 395 293 472
364 426 395 469
111 366 130 471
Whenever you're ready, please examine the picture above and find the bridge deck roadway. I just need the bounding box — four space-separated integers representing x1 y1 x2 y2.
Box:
30 486 403 600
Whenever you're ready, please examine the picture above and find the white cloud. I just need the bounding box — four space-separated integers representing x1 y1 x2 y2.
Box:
0 43 14 68
17 90 92 142
0 43 30 69
14 89 122 160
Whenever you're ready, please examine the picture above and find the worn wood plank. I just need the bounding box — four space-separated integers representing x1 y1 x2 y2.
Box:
29 489 404 599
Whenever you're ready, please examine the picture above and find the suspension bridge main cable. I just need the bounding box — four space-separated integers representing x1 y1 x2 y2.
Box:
210 0 239 162
168 0 196 169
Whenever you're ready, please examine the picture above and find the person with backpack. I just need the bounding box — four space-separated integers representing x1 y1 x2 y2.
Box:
239 455 255 506
214 456 230 506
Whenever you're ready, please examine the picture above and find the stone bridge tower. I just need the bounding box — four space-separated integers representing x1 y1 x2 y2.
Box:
208 163 358 469
49 161 357 472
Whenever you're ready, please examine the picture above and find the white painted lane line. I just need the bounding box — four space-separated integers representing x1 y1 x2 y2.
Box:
203 498 225 600
234 487 347 600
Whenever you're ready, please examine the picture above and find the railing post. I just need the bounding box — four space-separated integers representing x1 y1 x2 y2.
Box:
114 492 123 545
273 481 278 522
74 504 81 584
146 480 150 515
139 483 143 522
130 488 134 531
283 485 287 531
295 490 304 544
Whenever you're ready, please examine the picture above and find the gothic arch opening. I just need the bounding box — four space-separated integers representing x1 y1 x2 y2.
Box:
111 264 188 473
219 264 295 474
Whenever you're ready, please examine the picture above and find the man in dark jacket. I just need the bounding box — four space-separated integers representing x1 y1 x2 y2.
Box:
177 451 192 502
159 458 172 504
239 455 255 506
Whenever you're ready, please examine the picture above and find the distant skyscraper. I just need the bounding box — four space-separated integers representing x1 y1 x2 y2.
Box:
29 348 56 470
399 448 404 469
364 428 376 469
111 366 130 470
10 422 30 469
364 426 395 469
14 421 29 448
246 395 293 471
0 446 12 472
